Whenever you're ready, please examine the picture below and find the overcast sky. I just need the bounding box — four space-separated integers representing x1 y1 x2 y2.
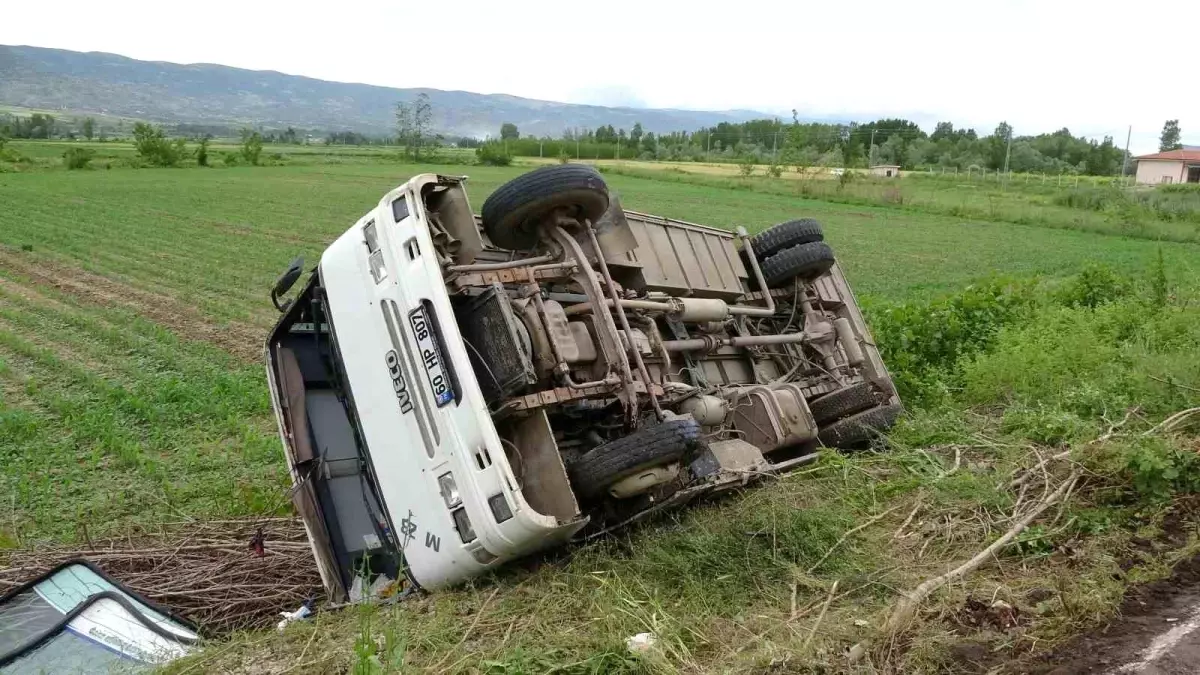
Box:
3 0 1197 153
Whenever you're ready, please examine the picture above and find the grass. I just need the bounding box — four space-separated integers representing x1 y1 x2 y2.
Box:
2 156 1200 671
597 163 1200 244
0 139 476 171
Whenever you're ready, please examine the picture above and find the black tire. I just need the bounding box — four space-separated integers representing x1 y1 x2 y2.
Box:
808 381 892 425
569 418 701 499
760 241 836 288
481 165 610 250
745 219 824 261
817 403 902 450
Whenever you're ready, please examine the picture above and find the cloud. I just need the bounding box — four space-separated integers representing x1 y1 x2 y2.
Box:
2 0 1198 153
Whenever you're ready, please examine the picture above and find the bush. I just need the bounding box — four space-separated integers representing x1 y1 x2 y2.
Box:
240 129 264 166
62 147 95 170
1056 263 1131 308
1157 183 1200 194
222 152 241 167
196 137 209 167
960 295 1199 420
1053 186 1125 212
868 278 1037 402
1150 248 1169 309
1056 184 1200 223
765 163 783 178
737 156 756 177
475 142 512 166
132 122 187 167
0 147 31 164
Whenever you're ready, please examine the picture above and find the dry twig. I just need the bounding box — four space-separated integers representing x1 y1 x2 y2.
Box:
886 469 1080 634
801 580 838 652
1144 407 1200 437
847 469 1081 662
892 498 923 540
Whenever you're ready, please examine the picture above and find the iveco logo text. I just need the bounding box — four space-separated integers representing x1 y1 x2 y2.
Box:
385 350 414 414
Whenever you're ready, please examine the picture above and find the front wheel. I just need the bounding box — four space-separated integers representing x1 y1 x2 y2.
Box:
568 418 701 500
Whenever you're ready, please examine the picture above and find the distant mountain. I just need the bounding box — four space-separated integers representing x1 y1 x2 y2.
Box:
0 45 773 138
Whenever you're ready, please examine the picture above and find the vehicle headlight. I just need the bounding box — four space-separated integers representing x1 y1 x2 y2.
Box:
451 507 476 543
437 472 460 508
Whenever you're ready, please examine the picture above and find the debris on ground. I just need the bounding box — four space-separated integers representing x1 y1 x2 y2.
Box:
626 632 658 655
0 560 199 672
954 596 1024 632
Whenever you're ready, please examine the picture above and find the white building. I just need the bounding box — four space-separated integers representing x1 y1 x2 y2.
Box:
869 165 901 178
1133 149 1200 185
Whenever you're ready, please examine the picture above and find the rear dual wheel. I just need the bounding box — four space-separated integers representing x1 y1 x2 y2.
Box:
742 218 836 289
760 241 837 287
817 403 902 450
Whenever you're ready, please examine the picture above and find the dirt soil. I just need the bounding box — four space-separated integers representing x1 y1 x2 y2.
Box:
0 247 262 362
1022 555 1200 674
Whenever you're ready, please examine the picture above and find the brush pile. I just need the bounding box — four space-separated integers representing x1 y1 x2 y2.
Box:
0 517 323 634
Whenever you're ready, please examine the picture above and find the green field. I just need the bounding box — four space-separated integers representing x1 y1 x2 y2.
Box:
3 155 1200 672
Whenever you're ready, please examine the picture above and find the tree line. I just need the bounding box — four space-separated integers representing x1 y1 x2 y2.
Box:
4 102 1188 177
485 113 1176 177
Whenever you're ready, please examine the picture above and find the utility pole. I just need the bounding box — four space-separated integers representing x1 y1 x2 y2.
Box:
1121 125 1132 181
869 129 877 166
772 131 779 161
706 131 713 161
1002 127 1012 175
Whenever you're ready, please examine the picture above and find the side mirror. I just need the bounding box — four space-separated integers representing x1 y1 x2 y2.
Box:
271 256 305 312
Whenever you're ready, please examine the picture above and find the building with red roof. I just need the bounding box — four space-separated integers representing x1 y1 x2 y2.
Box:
1133 149 1200 185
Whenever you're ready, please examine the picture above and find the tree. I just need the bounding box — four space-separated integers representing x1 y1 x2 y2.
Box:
1159 120 1182 152
630 122 643 148
396 93 435 160
62 147 95 169
412 93 434 160
877 135 906 166
82 117 95 141
395 101 413 151
500 122 519 140
790 146 820 174
131 122 186 166
240 128 264 165
930 122 956 142
25 113 55 139
987 121 1012 170
196 135 210 167
476 142 512 166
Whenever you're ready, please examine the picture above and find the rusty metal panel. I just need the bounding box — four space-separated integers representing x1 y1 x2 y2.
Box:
607 211 749 301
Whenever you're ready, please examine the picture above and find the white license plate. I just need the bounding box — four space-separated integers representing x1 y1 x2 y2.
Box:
409 306 454 407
